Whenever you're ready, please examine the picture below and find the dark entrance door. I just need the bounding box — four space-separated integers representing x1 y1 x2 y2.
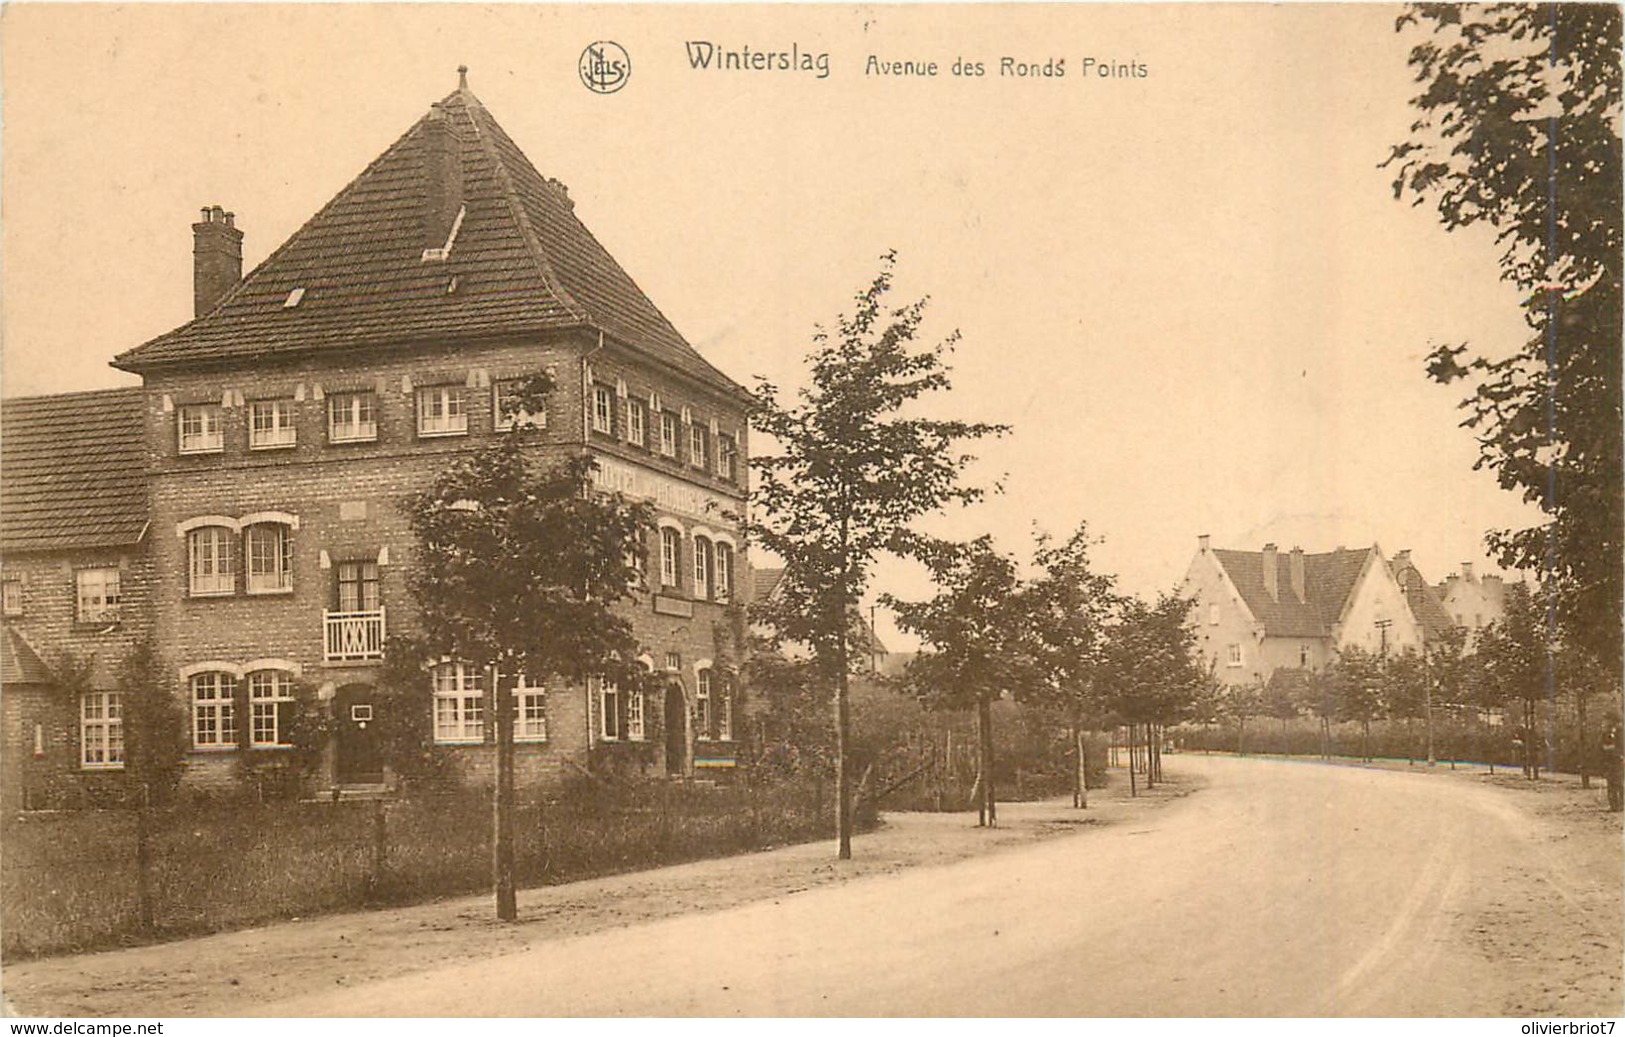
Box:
334 684 383 785
664 684 687 775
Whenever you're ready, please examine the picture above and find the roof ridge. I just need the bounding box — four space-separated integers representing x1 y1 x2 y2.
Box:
463 98 587 324
2 385 142 405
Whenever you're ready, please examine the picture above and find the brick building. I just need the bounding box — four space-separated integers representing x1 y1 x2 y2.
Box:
4 75 752 800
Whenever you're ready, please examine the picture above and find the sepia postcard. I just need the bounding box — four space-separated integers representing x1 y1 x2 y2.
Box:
1 2 1620 1025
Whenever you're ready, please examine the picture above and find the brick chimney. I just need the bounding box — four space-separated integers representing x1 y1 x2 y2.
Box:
1198 534 1211 554
1261 543 1279 602
1461 562 1475 583
422 104 464 254
192 205 243 317
1288 546 1305 603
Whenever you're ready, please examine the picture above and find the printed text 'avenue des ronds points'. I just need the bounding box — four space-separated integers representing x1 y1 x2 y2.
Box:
682 43 1150 81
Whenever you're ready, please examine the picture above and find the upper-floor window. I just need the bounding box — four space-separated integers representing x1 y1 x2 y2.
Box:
689 425 710 469
432 662 484 744
1299 645 1310 668
249 399 297 450
693 536 714 600
718 433 738 481
188 526 236 596
328 391 377 443
335 560 380 612
659 411 678 458
493 380 546 432
245 523 294 594
2 577 22 617
627 398 648 447
192 671 239 750
695 668 713 741
660 527 681 589
75 567 121 623
81 690 124 770
417 386 468 438
1226 643 1243 667
178 404 224 455
592 385 615 436
714 542 733 604
248 670 295 748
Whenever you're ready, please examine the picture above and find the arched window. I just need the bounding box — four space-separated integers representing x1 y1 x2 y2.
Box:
695 668 713 741
432 662 484 744
244 522 294 593
188 526 236 596
192 671 239 749
248 670 295 747
660 527 681 588
693 536 714 600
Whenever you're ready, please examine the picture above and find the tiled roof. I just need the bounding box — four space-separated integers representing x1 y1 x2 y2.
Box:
1389 556 1457 641
1212 547 1374 639
1 388 148 553
113 85 744 398
0 626 52 685
753 567 785 603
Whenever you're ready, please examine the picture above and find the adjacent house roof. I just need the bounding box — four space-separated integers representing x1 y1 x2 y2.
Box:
1211 546 1375 639
0 626 52 685
750 565 888 654
1 388 148 553
753 567 786 603
1389 554 1456 642
112 81 744 398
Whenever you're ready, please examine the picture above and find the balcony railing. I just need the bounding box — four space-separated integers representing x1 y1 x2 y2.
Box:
324 607 385 662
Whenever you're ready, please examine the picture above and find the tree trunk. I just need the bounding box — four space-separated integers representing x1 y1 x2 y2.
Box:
135 783 154 932
1071 717 1083 809
493 671 517 922
1577 689 1590 789
835 635 853 858
977 696 996 827
1425 679 1437 767
1078 729 1089 809
1128 724 1138 798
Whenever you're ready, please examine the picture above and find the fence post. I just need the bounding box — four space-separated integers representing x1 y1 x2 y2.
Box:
135 782 154 932
369 797 387 897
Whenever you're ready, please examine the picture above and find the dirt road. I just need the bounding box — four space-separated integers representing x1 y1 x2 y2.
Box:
256 755 1620 1016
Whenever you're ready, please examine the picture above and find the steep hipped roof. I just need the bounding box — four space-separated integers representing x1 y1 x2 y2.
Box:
0 626 52 686
113 81 743 397
1 388 148 553
1211 546 1374 639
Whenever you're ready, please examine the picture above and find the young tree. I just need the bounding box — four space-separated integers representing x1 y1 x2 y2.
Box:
1261 669 1307 756
1104 592 1200 790
749 254 1006 859
886 536 1035 827
1477 581 1553 780
1328 647 1385 762
1387 5 1623 680
1424 624 1473 766
1023 523 1121 808
1226 679 1265 756
115 640 188 806
400 377 654 920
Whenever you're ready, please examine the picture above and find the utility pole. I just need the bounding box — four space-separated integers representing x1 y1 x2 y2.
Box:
493 665 517 922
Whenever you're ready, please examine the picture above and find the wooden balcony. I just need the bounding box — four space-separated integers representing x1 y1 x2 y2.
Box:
323 607 385 662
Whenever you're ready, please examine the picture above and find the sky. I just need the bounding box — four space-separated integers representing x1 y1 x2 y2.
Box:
0 4 1545 650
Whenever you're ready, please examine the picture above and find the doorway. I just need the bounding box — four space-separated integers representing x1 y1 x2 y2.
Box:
334 684 383 785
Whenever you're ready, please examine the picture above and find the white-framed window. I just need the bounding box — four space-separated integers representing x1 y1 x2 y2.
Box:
695 668 713 741
660 527 681 588
192 671 239 750
659 411 678 457
599 678 622 741
248 670 295 748
2 577 21 617
1226 643 1243 668
664 651 681 673
335 559 380 612
178 404 224 455
417 385 468 437
718 433 738 481
714 543 733 604
493 380 546 432
592 384 615 435
188 526 236 596
627 398 647 447
433 663 485 744
627 686 646 741
515 675 548 742
328 391 377 443
75 567 121 623
1208 603 1220 626
689 424 709 469
81 690 124 770
245 523 293 594
718 676 734 742
693 536 714 600
248 399 297 449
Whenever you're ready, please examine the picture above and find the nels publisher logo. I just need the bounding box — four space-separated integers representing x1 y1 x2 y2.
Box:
580 41 630 94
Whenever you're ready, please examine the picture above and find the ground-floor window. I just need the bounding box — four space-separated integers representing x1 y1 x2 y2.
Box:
81 691 124 769
433 663 484 744
193 672 239 749
515 676 547 742
600 678 622 741
719 677 734 742
249 670 295 747
695 669 713 741
627 688 646 741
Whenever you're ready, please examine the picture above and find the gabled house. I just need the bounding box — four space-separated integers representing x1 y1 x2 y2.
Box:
1435 562 1507 646
1181 536 1424 686
749 566 890 673
1387 550 1457 647
0 388 154 808
2 73 753 798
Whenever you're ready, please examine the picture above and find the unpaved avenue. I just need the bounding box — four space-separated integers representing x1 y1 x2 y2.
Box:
266 755 1622 1016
